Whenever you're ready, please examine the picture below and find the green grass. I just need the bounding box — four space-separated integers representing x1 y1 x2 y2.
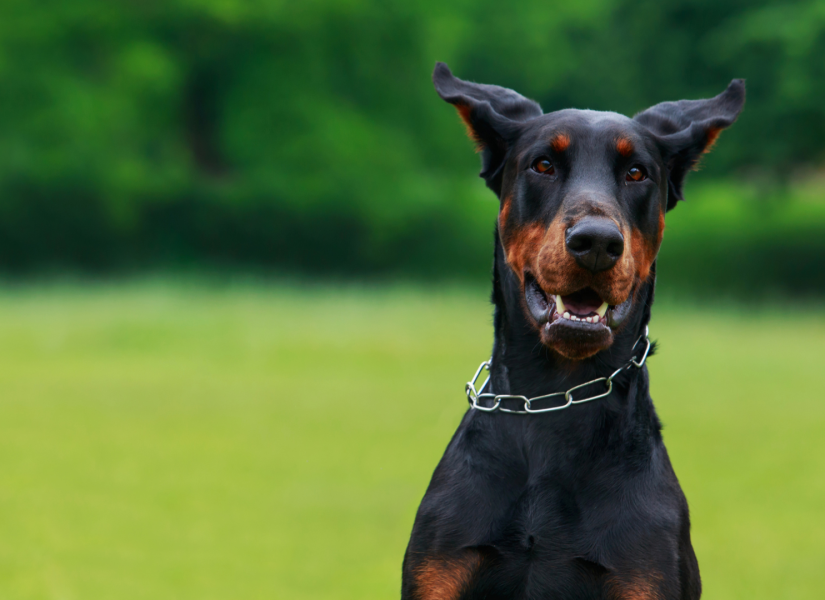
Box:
0 281 822 599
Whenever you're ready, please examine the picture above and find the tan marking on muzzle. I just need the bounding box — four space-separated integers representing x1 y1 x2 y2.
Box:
629 209 665 284
499 194 512 234
505 221 546 281
502 212 643 308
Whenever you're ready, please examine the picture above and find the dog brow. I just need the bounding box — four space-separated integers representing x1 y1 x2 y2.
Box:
550 134 570 152
616 137 634 156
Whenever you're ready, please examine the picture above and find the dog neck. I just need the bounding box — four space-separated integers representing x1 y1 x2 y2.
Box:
488 236 655 402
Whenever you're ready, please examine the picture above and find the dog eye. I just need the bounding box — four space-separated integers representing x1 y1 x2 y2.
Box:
626 166 647 182
532 157 555 175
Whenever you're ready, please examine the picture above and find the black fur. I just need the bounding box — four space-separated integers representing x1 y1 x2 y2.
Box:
401 64 744 600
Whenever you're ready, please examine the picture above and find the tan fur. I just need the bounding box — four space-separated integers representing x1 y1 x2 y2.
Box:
551 133 571 152
607 572 664 600
703 127 721 154
498 199 664 358
505 222 546 280
629 228 654 284
413 553 482 600
616 137 634 157
629 209 665 285
503 213 639 308
455 103 483 150
534 217 582 292
499 195 512 234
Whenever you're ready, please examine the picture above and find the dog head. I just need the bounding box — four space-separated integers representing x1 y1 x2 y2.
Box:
434 63 744 360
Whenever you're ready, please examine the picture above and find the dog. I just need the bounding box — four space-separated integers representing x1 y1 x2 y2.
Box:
401 63 744 600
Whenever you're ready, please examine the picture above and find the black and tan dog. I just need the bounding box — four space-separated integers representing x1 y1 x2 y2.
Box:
401 64 744 600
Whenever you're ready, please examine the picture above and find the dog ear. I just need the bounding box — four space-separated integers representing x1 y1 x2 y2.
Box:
634 80 745 211
433 62 543 194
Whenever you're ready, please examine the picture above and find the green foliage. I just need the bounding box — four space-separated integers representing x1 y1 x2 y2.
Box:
659 179 825 297
1 1 825 285
0 282 822 598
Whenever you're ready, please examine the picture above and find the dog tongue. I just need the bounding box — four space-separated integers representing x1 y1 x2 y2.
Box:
561 288 604 315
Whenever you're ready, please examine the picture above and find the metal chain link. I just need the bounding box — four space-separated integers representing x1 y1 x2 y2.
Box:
464 326 651 415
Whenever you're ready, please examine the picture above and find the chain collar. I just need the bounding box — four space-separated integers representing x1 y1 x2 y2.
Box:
465 326 651 415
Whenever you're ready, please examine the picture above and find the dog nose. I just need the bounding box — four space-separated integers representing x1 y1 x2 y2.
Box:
565 218 624 273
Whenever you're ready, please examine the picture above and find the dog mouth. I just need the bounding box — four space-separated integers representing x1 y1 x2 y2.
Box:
554 287 609 325
524 274 633 333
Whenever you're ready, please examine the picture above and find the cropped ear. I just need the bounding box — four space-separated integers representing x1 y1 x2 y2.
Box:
433 62 543 195
634 80 745 210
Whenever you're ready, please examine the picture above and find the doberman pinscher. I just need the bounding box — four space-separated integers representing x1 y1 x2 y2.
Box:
401 63 744 600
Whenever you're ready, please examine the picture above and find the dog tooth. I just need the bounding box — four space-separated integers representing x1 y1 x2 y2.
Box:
563 311 570 319
555 295 566 314
596 302 609 318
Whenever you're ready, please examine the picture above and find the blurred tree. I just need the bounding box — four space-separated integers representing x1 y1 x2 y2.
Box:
0 0 824 285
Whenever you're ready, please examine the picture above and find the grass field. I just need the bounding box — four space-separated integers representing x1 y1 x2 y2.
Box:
0 281 822 600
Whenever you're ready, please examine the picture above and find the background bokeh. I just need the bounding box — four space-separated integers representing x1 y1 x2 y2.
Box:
3 0 825 293
0 1 824 599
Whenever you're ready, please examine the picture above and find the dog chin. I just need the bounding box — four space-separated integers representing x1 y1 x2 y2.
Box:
541 321 613 360
523 275 634 360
